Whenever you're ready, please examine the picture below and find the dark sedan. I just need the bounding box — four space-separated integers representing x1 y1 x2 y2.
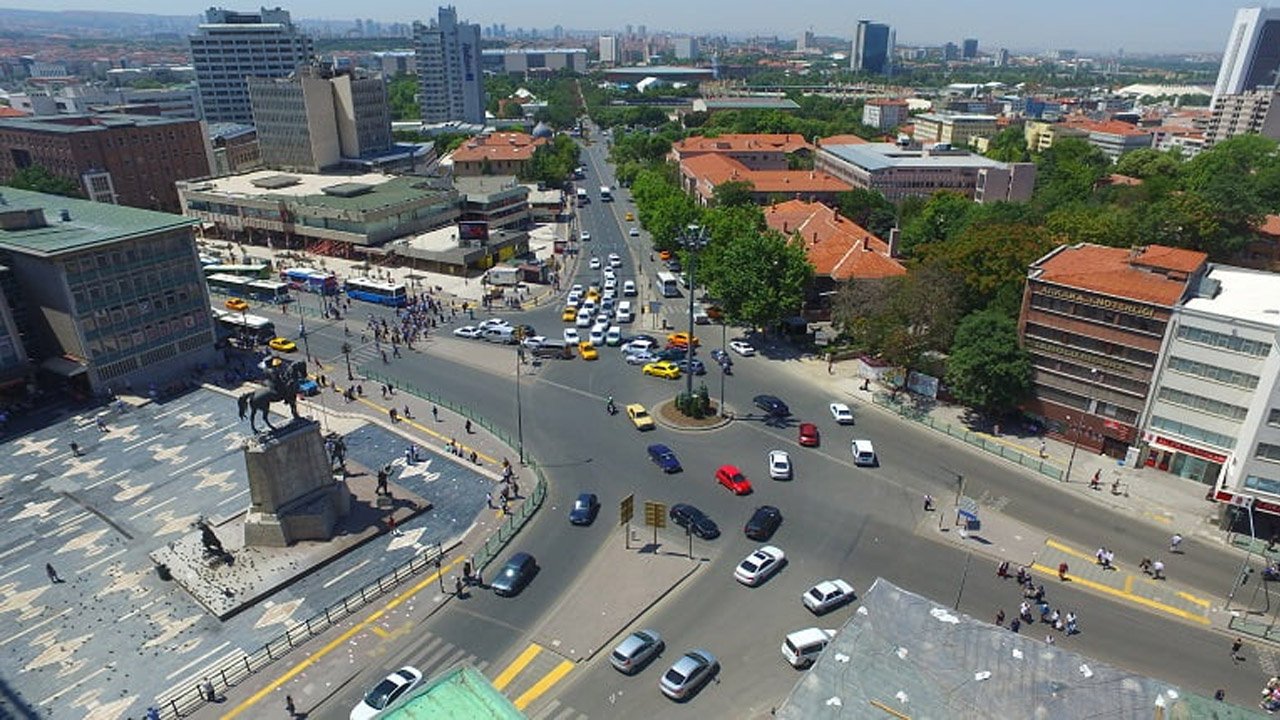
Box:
669 503 720 539
491 552 538 596
647 443 683 473
753 394 790 417
569 493 599 525
744 505 782 541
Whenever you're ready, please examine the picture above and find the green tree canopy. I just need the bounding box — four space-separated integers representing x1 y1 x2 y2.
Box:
4 165 81 198
712 180 756 208
835 188 897 237
897 191 977 256
387 74 418 121
916 221 1058 317
519 135 580 185
702 227 812 332
984 126 1031 163
945 309 1032 415
1113 148 1182 180
1032 137 1111 210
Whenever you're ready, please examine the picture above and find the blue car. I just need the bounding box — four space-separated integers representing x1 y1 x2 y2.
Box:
647 443 682 473
675 358 706 376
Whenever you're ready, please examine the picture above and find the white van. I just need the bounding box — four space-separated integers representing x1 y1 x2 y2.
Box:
623 280 637 296
616 301 634 323
483 326 515 344
781 628 836 669
851 439 877 467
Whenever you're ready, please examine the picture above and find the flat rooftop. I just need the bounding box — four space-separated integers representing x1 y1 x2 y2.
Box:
1183 264 1280 327
0 187 195 256
181 171 452 212
0 112 193 133
821 142 1011 171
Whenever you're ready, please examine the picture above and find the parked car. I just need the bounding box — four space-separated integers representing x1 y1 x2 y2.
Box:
659 650 718 700
669 503 719 539
744 505 782 541
675 358 706 376
580 231 591 241
610 629 664 675
768 450 792 480
802 579 856 614
753 394 791 417
626 403 655 430
829 403 855 425
733 545 785 586
729 340 756 356
491 552 538 596
453 326 483 339
478 318 512 331
350 666 423 720
643 361 681 380
715 464 753 495
647 443 682 472
569 493 599 525
798 423 820 447
626 350 659 365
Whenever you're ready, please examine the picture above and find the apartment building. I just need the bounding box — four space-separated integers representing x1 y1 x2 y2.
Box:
1019 244 1209 458
861 99 908 131
480 48 588 75
912 113 998 148
414 6 486 125
1205 89 1280 146
1084 121 1154 161
1213 7 1280 101
189 7 314 124
816 140 1035 203
598 36 619 65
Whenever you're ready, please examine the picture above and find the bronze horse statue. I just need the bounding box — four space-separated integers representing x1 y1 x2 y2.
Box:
238 358 307 433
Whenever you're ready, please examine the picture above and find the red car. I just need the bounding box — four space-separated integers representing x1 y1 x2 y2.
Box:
798 422 820 447
715 464 753 495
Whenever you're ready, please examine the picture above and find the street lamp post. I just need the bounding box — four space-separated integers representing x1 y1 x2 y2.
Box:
514 332 526 465
719 322 727 417
680 225 708 402
1063 414 1082 483
341 341 354 381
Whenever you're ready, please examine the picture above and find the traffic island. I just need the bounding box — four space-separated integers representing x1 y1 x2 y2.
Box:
654 398 733 431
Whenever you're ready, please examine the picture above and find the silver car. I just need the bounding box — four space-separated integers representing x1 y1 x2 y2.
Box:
660 649 718 700
610 629 664 674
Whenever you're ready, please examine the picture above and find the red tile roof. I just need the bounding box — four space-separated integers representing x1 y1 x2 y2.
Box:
681 154 852 195
450 132 546 163
1257 214 1280 237
1081 120 1152 137
672 133 812 156
819 134 869 146
0 106 27 117
1034 244 1207 306
1103 173 1144 186
765 199 906 280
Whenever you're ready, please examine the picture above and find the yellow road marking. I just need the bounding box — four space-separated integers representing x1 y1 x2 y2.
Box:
1029 562 1209 625
513 659 575 710
1045 538 1101 563
1124 575 1133 593
1143 512 1173 524
349 394 499 465
371 626 389 639
492 644 542 691
1178 591 1212 608
220 557 462 719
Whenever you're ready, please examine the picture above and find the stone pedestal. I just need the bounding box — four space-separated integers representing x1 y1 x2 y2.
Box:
242 419 350 547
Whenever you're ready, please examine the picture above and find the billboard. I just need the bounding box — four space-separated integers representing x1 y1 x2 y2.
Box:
458 221 490 244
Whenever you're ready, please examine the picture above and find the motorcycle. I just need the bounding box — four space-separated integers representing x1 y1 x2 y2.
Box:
606 401 617 416
1265 563 1280 582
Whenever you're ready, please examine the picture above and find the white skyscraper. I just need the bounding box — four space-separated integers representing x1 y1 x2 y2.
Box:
189 7 314 124
1213 7 1280 102
413 6 486 125
599 35 619 65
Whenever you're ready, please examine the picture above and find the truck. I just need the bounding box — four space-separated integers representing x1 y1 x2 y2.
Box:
600 186 613 201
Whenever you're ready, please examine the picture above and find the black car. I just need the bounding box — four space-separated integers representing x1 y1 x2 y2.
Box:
744 505 782 541
491 552 538 596
669 503 720 539
753 394 790 417
710 349 733 374
569 493 599 525
647 443 683 473
655 347 689 362
675 358 706 376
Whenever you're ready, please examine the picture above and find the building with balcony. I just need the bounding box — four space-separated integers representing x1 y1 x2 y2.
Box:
189 7 314 124
1205 89 1280 146
414 6 485 125
815 140 1035 203
0 187 218 396
1019 243 1209 458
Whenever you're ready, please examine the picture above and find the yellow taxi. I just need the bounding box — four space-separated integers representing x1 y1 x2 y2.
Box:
562 306 578 322
625 211 635 221
642 361 681 379
659 250 673 261
586 287 601 302
578 341 598 360
666 332 700 349
224 297 248 312
626 403 655 430
268 337 298 353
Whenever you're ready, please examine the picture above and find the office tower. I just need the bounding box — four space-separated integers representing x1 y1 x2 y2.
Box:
674 37 700 60
963 38 978 59
248 63 391 172
997 48 1010 67
189 7 314 124
413 6 485 125
943 42 960 61
638 25 647 38
851 20 893 74
599 35 619 65
1213 7 1280 101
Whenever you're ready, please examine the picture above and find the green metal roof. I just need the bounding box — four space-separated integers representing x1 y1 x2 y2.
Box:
283 176 451 212
0 187 196 256
382 665 525 720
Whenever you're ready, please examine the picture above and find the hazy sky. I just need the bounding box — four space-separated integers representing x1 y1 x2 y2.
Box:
0 0 1255 53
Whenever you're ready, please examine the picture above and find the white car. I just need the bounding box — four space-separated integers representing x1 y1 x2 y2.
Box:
829 403 854 425
622 338 657 354
734 545 785 586
477 318 511 331
452 325 482 339
603 268 616 281
616 301 634 323
623 280 637 296
576 309 593 327
608 253 622 268
350 666 423 720
604 278 617 292
596 308 613 322
563 328 580 345
802 579 856 614
605 326 623 346
629 227 639 237
589 327 605 346
729 340 756 356
581 231 591 241
768 450 792 480
566 292 582 308
521 335 546 350
626 350 659 365
589 256 601 269
571 283 583 295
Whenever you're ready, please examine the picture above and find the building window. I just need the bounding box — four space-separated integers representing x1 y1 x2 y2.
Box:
1257 442 1280 464
1150 415 1235 449
1244 474 1280 496
1176 324 1272 357
1270 408 1280 428
1168 355 1260 390
1156 387 1250 421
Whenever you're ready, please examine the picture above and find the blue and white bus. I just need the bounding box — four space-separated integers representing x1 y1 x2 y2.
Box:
655 271 680 298
345 277 408 307
207 274 291 304
280 268 339 296
211 307 276 345
202 263 272 280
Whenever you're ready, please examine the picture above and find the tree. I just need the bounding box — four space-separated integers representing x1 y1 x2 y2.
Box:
712 180 755 208
1032 137 1110 211
830 277 897 350
984 126 1031 163
4 165 81 198
703 228 812 332
1113 148 1182 180
897 191 977 256
945 309 1032 415
917 222 1057 317
835 188 897 237
386 74 418 121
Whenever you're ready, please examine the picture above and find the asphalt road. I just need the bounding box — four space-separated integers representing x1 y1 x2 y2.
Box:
256 133 1275 718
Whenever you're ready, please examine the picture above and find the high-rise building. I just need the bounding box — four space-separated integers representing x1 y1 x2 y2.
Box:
248 64 391 172
943 42 960 61
1206 88 1280 146
674 37 700 60
1213 7 1280 101
413 6 485 125
599 35 619 65
997 48 1010 67
962 38 979 59
851 20 893 74
189 7 314 124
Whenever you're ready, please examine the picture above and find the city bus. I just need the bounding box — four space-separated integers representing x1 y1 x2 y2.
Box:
245 280 291 304
206 272 255 297
655 271 680 298
202 263 272 280
345 277 408 307
280 268 339 296
212 307 276 345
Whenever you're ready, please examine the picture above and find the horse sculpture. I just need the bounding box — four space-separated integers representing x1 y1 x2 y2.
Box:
237 358 306 434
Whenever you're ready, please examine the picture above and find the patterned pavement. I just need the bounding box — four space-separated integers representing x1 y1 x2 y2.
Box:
0 387 493 720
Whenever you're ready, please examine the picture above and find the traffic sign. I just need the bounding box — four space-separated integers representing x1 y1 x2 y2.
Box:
620 494 634 525
644 501 667 528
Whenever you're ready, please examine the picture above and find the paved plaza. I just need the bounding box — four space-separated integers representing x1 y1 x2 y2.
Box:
0 387 495 720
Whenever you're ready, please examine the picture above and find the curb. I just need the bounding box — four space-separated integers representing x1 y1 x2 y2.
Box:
652 399 736 433
579 559 703 664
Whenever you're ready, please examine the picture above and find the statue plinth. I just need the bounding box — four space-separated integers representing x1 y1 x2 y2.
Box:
242 419 350 547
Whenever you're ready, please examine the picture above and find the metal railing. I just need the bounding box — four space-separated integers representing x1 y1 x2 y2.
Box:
871 393 1064 481
361 371 521 451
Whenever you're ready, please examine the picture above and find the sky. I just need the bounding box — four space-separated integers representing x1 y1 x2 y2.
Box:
0 0 1257 54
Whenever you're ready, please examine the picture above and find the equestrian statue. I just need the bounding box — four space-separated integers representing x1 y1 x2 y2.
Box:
237 357 307 433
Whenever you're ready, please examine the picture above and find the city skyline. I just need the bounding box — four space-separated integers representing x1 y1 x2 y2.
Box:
0 0 1260 54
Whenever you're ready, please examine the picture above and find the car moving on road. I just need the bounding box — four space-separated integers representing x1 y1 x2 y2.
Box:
626 403 655 430
569 493 599 525
715 464 753 495
802 579 856 614
744 505 782 541
669 503 719 539
729 340 756 356
733 545 785 586
350 666 423 720
659 649 718 700
798 422 820 447
268 337 297 353
643 361 681 379
768 450 792 480
829 403 855 425
491 552 538 597
610 629 664 675
453 326 483 339
753 394 791 417
647 443 682 472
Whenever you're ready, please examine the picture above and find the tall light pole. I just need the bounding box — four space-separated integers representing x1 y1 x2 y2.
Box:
341 341 354 381
680 225 708 402
719 321 727 417
1063 414 1082 483
514 331 526 465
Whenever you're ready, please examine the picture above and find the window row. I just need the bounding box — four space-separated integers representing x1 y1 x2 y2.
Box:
1167 355 1260 390
1177 324 1272 358
1156 386 1250 421
1150 415 1236 450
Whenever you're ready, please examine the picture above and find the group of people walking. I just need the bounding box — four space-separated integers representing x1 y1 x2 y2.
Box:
994 562 1080 642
